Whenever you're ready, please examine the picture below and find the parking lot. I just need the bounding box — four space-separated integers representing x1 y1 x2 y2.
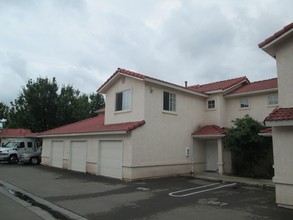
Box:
1 164 293 220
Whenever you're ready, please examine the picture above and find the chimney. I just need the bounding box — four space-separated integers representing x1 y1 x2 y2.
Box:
185 81 188 88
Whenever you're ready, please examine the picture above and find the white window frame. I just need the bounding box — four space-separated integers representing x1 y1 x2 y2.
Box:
115 89 132 112
240 97 250 109
268 94 278 106
163 91 176 113
207 99 216 110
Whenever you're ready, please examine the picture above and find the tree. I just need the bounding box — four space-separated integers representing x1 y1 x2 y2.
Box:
8 94 30 129
56 86 97 126
9 77 59 132
0 102 9 120
7 77 105 132
89 93 105 116
224 115 271 177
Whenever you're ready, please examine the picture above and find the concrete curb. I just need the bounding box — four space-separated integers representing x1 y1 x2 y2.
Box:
0 179 87 220
193 174 275 190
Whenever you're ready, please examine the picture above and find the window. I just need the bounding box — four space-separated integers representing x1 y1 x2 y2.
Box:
207 100 215 109
27 142 33 148
268 94 278 106
163 91 176 112
18 142 25 148
115 89 131 111
240 97 249 108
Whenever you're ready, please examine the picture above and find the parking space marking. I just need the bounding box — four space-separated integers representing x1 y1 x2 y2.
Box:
169 182 236 198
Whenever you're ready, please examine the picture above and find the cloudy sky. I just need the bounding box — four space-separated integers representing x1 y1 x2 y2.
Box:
0 0 293 104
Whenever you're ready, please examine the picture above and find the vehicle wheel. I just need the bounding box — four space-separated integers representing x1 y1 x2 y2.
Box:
9 155 18 164
30 157 40 165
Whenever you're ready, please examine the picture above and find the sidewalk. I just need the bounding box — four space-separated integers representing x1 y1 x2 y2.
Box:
193 172 275 189
0 178 87 220
0 191 44 220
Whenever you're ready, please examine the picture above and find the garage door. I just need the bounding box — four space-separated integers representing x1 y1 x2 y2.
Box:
51 141 64 168
100 141 123 179
71 141 87 173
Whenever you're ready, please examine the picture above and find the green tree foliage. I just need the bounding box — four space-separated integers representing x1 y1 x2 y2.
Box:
9 78 58 132
89 93 105 116
224 115 271 177
7 77 105 132
56 86 105 126
0 102 9 120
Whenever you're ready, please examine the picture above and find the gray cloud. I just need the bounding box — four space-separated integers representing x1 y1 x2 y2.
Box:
0 0 293 104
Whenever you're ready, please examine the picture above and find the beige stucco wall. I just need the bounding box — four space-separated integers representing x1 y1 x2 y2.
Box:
275 39 293 107
104 75 145 124
272 126 293 208
124 82 206 179
204 94 227 127
224 93 278 127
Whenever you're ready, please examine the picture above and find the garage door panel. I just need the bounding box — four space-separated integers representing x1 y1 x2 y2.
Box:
51 141 64 168
71 141 86 173
100 141 122 179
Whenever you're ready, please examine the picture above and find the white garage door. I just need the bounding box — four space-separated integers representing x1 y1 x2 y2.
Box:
51 141 64 168
71 141 87 173
100 141 123 179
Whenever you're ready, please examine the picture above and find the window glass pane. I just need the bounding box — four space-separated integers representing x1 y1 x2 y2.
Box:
169 93 176 111
18 142 25 148
122 90 131 110
115 92 123 111
115 89 131 111
208 100 215 109
240 98 249 108
268 95 278 105
27 142 33 148
163 91 169 111
163 91 176 112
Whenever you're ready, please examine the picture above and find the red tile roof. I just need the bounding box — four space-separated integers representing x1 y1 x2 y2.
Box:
97 68 208 97
227 78 277 95
192 125 226 136
188 76 248 93
98 68 145 92
115 68 146 79
259 23 293 48
259 127 272 134
0 128 37 138
39 115 145 136
265 107 293 122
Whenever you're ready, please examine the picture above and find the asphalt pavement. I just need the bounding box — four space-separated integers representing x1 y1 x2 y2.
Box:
0 163 293 220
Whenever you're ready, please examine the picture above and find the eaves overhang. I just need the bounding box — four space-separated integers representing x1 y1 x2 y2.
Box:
38 130 128 138
192 134 225 139
97 72 144 94
259 23 293 58
265 120 293 127
145 78 209 98
225 88 278 98
97 69 209 98
258 132 272 137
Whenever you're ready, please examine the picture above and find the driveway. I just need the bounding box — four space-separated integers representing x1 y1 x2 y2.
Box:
0 164 293 220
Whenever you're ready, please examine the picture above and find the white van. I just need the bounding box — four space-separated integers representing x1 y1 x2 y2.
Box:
0 139 37 163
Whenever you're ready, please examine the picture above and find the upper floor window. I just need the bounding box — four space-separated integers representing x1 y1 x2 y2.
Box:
115 89 131 111
268 94 278 106
163 91 176 112
207 100 216 110
240 97 249 109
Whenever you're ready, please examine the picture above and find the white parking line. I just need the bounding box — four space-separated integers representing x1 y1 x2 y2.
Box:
169 182 236 198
